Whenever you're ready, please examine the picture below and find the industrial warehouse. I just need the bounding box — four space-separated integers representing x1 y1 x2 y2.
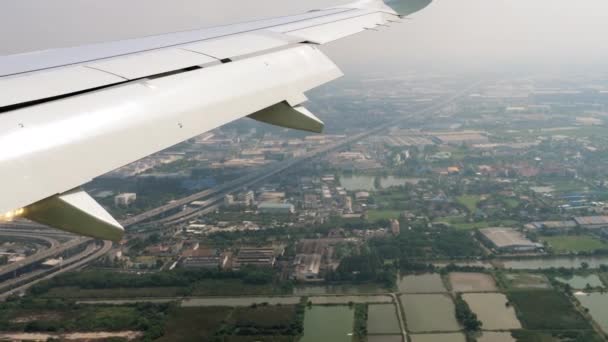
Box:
478 228 542 253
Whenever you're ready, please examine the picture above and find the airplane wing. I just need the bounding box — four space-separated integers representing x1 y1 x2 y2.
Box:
0 0 432 241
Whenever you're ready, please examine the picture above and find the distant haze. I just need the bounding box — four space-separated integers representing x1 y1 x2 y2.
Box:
1 0 607 73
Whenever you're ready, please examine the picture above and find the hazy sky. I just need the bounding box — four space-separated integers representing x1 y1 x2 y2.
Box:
1 0 607 74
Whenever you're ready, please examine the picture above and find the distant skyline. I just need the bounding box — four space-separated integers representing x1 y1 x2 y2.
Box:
1 0 608 74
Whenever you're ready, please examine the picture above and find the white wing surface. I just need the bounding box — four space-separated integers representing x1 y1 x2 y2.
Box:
0 0 432 240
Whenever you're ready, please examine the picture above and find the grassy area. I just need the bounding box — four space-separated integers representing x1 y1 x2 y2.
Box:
543 179 589 193
41 279 290 299
507 290 591 330
511 330 604 342
0 300 167 339
503 198 521 209
540 235 608 253
191 279 289 296
457 195 483 212
502 273 551 290
42 286 186 299
366 209 401 222
230 305 297 328
158 304 301 342
157 306 233 342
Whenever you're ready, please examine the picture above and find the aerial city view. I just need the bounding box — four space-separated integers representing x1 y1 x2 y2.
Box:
3 71 608 341
2 0 608 341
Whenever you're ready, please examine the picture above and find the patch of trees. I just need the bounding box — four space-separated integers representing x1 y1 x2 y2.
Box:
454 294 482 332
30 266 275 295
439 263 487 274
353 303 368 339
0 299 168 341
214 300 306 338
368 225 483 271
326 249 396 288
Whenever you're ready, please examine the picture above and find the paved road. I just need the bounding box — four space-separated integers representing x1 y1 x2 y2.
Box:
0 240 112 300
0 236 90 278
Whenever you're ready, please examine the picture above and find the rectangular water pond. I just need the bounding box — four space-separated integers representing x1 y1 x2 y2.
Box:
367 304 401 334
576 292 608 333
410 333 466 342
398 273 446 293
478 332 516 342
300 305 354 342
400 294 460 332
449 272 497 292
555 274 604 289
462 293 521 330
293 283 387 295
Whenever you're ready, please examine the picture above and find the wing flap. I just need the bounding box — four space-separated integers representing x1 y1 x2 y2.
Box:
0 66 125 108
87 48 218 80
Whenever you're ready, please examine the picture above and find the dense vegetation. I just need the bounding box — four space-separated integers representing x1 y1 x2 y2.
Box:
507 290 591 330
511 330 605 342
453 294 482 332
368 224 483 268
30 267 291 298
353 303 368 341
158 302 304 342
325 249 396 288
0 298 168 341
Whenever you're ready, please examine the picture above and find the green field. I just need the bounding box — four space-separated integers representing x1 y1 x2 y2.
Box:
503 273 551 290
157 306 233 342
502 198 520 209
41 279 288 298
507 290 591 330
158 304 300 342
367 209 402 222
300 306 354 342
511 330 604 342
540 235 608 253
0 300 167 340
457 195 483 212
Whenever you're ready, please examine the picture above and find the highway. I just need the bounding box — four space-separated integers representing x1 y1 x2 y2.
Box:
0 235 91 279
0 240 113 300
0 242 97 293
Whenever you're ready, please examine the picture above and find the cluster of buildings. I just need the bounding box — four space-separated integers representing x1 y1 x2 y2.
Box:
232 247 281 269
527 216 608 233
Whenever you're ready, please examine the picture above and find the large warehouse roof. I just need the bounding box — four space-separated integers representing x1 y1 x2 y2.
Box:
479 227 536 249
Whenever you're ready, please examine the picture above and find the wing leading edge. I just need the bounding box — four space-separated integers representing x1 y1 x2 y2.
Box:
0 0 432 241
